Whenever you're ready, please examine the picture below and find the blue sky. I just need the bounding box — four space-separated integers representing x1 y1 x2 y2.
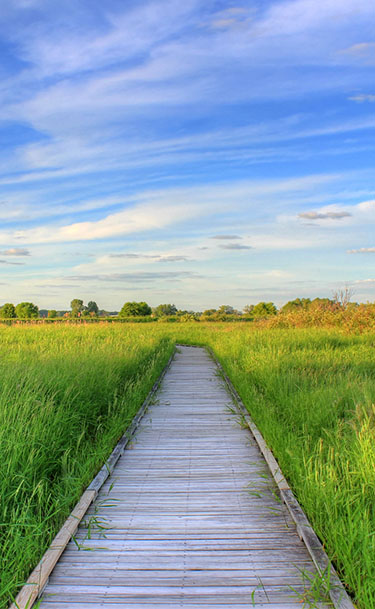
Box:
0 0 375 311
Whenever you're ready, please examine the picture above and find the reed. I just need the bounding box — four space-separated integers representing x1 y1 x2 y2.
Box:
1 323 374 608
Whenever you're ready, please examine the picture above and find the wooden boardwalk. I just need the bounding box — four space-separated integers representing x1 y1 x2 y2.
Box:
38 346 330 608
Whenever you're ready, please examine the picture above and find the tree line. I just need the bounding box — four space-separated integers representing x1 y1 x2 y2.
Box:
0 293 359 320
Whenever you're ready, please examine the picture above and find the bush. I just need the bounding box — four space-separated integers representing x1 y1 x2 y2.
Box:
119 302 152 317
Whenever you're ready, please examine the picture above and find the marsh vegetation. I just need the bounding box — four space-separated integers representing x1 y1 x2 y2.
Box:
1 323 374 608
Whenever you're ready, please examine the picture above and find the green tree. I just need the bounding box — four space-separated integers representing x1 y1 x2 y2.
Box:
252 302 277 318
153 304 177 317
47 309 57 318
0 303 16 318
87 301 99 315
281 298 311 313
202 308 217 317
243 304 254 315
70 299 84 317
310 297 335 311
218 305 235 315
15 302 39 319
119 301 152 317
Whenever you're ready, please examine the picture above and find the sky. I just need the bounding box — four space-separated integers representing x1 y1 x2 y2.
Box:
0 0 375 311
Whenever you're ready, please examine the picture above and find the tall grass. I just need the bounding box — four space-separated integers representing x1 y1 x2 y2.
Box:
1 323 374 608
162 324 375 608
0 325 173 608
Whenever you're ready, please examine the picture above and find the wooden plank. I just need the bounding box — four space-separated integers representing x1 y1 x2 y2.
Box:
9 489 96 609
30 346 335 609
212 347 355 609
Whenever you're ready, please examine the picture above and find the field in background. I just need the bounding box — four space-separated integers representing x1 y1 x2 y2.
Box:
1 323 374 608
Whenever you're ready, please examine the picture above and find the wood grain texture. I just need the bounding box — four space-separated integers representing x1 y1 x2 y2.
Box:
36 346 331 608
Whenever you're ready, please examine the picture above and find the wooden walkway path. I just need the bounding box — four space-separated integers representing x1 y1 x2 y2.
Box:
38 346 330 608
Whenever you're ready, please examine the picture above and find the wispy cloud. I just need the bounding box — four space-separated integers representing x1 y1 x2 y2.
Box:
108 252 189 262
219 243 252 250
349 94 375 103
109 253 159 259
0 200 215 244
298 211 352 220
0 248 30 256
67 271 198 283
340 42 375 63
0 259 25 265
1 1 375 308
159 255 189 262
347 247 375 254
211 235 241 240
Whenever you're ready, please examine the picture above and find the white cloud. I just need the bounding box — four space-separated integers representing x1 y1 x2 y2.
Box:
211 235 242 240
340 42 375 63
357 200 375 213
347 247 375 254
219 244 252 250
0 248 30 256
298 210 351 220
349 94 375 103
0 201 209 245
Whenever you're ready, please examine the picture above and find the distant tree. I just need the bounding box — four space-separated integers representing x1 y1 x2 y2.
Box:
310 297 335 311
0 303 16 318
281 298 311 313
153 304 177 317
87 301 99 315
202 309 217 317
333 286 354 309
218 305 235 315
119 301 152 317
48 309 57 318
15 302 39 319
70 299 84 317
243 304 254 315
252 302 277 318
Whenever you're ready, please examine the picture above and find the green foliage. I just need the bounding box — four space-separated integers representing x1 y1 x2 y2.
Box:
243 304 254 315
252 301 277 317
310 297 335 310
87 301 99 314
280 298 311 313
218 304 235 315
202 308 217 317
153 303 177 317
15 302 39 319
2 323 375 608
119 301 152 317
0 303 16 318
47 310 57 318
70 298 84 317
0 326 173 607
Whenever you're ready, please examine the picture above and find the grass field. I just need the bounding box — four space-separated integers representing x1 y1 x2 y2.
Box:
1 323 374 608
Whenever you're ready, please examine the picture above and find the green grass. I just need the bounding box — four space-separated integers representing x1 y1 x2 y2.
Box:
0 324 174 608
1 323 374 608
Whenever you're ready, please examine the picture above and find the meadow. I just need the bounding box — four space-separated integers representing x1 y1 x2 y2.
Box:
1 323 374 608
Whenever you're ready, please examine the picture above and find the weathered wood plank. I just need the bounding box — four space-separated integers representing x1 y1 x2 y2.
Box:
34 346 334 609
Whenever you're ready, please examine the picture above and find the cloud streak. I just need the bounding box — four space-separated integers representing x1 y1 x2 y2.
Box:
0 248 30 256
67 271 197 283
347 247 375 254
219 244 252 250
298 211 352 220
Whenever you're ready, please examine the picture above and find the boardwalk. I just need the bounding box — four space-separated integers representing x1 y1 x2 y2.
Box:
38 346 329 608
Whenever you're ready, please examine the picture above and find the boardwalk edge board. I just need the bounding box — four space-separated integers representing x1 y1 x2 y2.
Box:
9 348 176 609
206 346 356 609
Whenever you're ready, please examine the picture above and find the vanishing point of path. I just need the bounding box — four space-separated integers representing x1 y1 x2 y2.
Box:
39 346 330 608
